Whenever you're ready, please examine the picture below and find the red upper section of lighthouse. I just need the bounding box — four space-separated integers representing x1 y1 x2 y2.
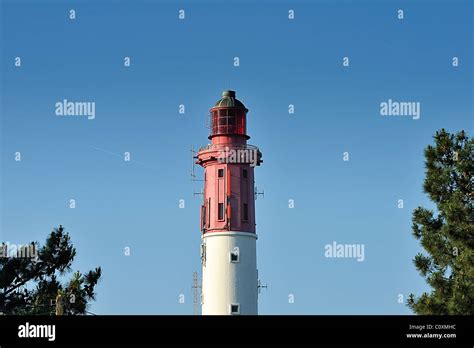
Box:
209 90 249 140
197 90 262 235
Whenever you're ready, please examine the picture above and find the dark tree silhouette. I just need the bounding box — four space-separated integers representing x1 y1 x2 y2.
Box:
0 225 101 315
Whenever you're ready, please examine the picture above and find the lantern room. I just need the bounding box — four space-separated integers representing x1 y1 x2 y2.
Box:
209 90 249 140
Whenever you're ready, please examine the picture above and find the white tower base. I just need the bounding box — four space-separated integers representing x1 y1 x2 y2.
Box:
201 231 258 315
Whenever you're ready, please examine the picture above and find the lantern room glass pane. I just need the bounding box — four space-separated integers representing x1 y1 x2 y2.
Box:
211 109 246 136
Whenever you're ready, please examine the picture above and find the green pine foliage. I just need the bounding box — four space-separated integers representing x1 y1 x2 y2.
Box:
408 129 473 314
0 225 101 315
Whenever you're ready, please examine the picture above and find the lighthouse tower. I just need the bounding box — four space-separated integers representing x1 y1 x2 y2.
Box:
196 90 262 315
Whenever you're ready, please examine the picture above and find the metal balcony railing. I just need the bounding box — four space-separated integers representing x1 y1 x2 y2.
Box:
198 143 260 153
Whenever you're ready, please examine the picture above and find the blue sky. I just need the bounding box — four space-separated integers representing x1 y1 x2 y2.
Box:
1 0 472 314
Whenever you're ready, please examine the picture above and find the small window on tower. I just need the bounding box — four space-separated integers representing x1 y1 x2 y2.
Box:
218 169 224 177
230 251 239 263
242 169 247 179
230 304 240 315
218 203 225 220
243 203 249 221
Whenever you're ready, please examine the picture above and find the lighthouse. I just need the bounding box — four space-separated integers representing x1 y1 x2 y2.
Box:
196 90 262 315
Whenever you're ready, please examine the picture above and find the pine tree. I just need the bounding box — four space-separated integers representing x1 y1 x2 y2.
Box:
408 129 473 314
0 225 101 315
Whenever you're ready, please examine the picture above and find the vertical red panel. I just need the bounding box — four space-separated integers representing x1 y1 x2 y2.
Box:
227 167 231 196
